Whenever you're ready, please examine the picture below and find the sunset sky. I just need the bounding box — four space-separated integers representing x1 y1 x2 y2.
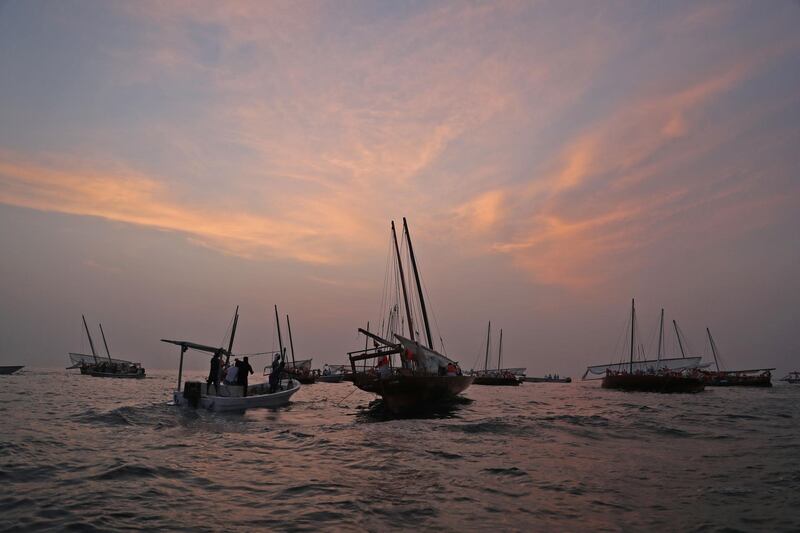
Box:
1 1 798 375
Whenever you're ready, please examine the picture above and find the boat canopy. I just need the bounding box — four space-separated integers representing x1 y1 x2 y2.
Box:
286 358 312 371
68 352 141 368
583 356 705 380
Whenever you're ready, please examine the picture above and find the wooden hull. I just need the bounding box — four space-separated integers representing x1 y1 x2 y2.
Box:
317 374 345 383
0 365 23 375
524 377 572 383
353 374 474 413
602 373 705 393
80 366 145 378
702 372 772 387
290 373 317 384
472 376 520 386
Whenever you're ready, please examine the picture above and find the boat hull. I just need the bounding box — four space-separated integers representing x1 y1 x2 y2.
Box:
290 373 317 384
174 379 300 412
524 377 572 383
317 374 345 383
702 372 772 387
472 376 520 386
79 366 145 378
0 365 24 375
353 374 474 413
602 373 705 393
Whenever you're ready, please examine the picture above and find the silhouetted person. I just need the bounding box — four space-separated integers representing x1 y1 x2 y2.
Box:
269 354 284 393
237 356 254 396
207 350 222 393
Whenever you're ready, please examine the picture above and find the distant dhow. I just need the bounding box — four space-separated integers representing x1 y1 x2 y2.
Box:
597 300 705 393
67 315 145 378
470 322 523 386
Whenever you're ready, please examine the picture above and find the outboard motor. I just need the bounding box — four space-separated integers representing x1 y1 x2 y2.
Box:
183 382 202 408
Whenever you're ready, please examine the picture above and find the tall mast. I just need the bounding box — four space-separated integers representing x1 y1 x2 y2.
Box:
498 328 504 370
484 321 491 371
657 308 664 366
99 323 113 363
82 315 98 364
274 305 285 362
403 217 433 349
226 305 239 366
391 220 415 342
673 320 686 358
707 327 720 372
629 299 635 373
286 314 297 369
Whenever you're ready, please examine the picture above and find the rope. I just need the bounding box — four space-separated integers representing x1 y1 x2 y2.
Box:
334 386 358 407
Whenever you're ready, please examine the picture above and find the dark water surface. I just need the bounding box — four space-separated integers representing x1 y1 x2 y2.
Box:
2 369 799 532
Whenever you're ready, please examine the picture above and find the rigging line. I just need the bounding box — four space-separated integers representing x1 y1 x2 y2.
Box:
219 312 235 351
611 307 630 366
469 328 484 372
410 243 446 353
334 386 358 407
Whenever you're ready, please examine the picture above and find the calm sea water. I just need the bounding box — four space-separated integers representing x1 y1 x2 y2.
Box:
2 368 799 532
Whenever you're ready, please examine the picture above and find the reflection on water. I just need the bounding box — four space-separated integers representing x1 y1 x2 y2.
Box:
2 369 799 531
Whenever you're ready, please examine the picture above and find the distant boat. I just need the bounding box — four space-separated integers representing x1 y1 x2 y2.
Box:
470 323 522 386
780 372 800 384
282 315 317 384
67 316 145 378
524 376 572 383
600 301 705 393
317 364 346 383
0 365 24 375
348 219 473 413
697 328 773 387
162 305 300 412
584 309 707 380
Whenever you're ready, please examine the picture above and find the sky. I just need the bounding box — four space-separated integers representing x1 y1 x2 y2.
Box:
1 0 799 375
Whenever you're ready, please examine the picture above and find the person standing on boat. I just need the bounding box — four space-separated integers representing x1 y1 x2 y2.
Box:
237 356 254 396
269 354 284 393
207 350 222 392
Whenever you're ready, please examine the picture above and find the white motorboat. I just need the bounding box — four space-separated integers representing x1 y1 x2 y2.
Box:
162 305 302 413
173 379 300 412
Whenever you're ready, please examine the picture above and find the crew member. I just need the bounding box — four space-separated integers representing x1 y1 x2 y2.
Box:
238 356 254 396
207 350 222 393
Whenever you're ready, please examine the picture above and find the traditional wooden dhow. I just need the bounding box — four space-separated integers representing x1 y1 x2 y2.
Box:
470 323 522 386
67 315 145 378
348 219 473 413
698 328 773 387
600 301 705 393
0 365 24 375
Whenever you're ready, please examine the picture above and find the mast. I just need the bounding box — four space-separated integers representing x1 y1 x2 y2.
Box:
82 315 98 364
657 308 664 366
286 314 297 369
673 320 686 358
629 299 635 373
274 305 285 362
707 327 720 372
484 321 491 371
98 323 113 362
391 220 415 342
403 217 433 349
226 305 239 366
498 328 504 370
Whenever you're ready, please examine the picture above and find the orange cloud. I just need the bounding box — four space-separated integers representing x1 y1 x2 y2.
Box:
0 153 373 264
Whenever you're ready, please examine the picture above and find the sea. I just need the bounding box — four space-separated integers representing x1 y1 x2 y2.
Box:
2 369 799 532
